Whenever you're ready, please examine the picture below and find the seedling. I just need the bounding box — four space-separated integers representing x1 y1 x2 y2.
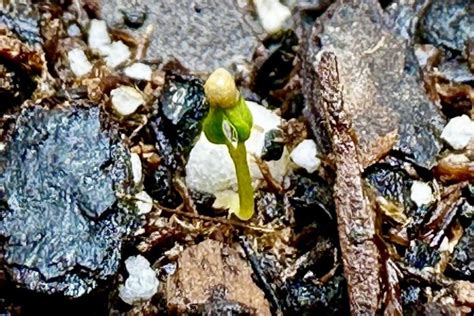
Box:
202 68 254 220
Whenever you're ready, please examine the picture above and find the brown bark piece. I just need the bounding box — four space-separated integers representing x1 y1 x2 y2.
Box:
166 239 271 316
316 52 381 315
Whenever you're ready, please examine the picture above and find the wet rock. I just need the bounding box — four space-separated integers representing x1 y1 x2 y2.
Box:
365 163 414 214
449 221 474 280
418 0 473 53
255 30 298 97
0 104 137 297
283 275 348 315
405 240 441 269
158 74 208 160
261 128 285 161
166 240 271 315
305 0 445 168
96 0 259 73
145 163 180 208
288 172 335 230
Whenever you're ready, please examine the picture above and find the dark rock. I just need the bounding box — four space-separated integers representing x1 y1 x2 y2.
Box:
303 0 445 168
147 75 208 206
449 221 474 281
0 104 137 297
288 172 335 228
365 163 413 209
405 240 440 269
283 275 348 315
255 30 299 97
145 163 180 208
418 0 473 53
255 191 284 223
261 129 285 161
152 74 208 169
364 163 426 233
96 0 259 73
159 74 208 159
189 190 216 216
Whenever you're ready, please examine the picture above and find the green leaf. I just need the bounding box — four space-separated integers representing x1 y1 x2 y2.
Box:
203 107 227 144
222 97 253 142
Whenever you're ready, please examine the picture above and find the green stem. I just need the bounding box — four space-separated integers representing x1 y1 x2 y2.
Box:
226 141 254 220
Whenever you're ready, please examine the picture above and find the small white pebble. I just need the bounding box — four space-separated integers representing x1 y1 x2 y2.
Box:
290 139 320 173
124 63 152 81
135 191 153 215
67 48 92 77
254 0 291 34
67 24 81 37
130 153 142 185
119 255 159 305
441 115 474 150
104 41 131 68
110 86 144 116
410 181 433 207
88 19 111 52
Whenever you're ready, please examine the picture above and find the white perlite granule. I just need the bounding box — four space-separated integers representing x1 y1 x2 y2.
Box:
290 139 321 173
110 86 145 116
254 0 291 34
124 63 153 81
67 48 92 77
440 115 474 150
119 255 159 305
410 181 434 207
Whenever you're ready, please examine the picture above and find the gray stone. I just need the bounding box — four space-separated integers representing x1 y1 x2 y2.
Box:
97 0 260 73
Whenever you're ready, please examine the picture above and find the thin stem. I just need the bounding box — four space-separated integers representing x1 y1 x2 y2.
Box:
227 141 254 220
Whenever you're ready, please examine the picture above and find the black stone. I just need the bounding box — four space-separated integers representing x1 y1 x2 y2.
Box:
0 104 136 297
288 172 335 228
261 129 285 162
449 220 474 281
157 74 209 162
404 240 440 269
283 275 348 315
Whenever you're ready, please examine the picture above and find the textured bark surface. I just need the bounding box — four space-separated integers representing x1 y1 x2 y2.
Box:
316 52 381 315
303 0 445 168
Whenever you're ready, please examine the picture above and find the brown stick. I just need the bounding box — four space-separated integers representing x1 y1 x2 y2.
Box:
317 52 381 315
